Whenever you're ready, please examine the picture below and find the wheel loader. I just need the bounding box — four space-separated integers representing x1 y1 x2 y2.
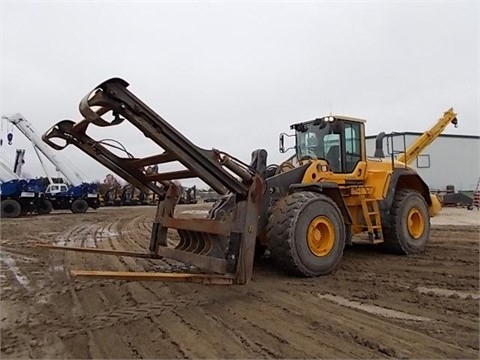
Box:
39 78 457 284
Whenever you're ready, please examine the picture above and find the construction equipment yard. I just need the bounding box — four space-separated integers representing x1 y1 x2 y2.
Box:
1 205 478 359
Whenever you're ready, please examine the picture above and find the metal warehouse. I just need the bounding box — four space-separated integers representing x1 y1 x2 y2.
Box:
366 132 480 192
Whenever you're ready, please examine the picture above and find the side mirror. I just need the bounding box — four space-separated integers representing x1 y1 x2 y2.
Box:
279 133 286 153
279 132 295 153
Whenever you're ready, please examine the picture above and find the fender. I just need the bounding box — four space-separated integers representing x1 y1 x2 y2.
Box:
380 168 431 214
289 182 353 225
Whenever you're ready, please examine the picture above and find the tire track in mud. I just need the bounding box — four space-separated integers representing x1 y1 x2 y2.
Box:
252 255 477 357
103 214 277 358
275 253 478 354
202 291 367 359
2 207 478 359
63 210 478 359
92 216 239 358
0 211 147 358
243 285 475 358
57 221 133 358
66 213 277 359
31 216 138 356
1 220 111 358
55 213 198 359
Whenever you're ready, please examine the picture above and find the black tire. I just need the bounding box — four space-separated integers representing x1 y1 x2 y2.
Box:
1 199 22 218
71 199 89 213
267 191 346 277
381 189 430 254
38 199 53 214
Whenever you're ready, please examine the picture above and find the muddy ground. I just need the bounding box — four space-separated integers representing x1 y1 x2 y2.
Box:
1 205 479 359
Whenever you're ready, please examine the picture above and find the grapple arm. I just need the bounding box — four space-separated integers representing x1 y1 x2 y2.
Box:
41 78 265 284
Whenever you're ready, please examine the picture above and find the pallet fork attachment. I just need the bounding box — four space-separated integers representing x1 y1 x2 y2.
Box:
41 78 266 285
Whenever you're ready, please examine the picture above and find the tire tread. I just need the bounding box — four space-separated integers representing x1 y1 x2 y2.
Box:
267 192 344 276
382 189 429 254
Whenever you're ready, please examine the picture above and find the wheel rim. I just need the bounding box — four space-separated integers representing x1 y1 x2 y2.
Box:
407 208 424 239
307 216 335 257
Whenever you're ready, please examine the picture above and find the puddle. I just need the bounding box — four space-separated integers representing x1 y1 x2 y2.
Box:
317 293 430 322
416 286 479 300
0 253 29 289
179 210 209 215
54 235 68 246
83 234 96 248
52 265 64 272
97 230 119 239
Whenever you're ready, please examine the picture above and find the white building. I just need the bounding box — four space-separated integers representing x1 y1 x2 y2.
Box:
366 133 480 192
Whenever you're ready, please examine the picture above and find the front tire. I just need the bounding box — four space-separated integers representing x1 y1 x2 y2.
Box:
38 200 53 214
71 199 89 213
1 199 22 218
267 192 346 276
382 189 430 254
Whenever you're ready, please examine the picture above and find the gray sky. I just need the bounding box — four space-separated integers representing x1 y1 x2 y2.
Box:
1 1 478 187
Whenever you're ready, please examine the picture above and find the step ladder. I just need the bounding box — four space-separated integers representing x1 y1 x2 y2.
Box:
473 177 480 210
360 195 383 243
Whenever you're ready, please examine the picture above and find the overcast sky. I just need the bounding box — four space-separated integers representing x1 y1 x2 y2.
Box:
1 1 478 187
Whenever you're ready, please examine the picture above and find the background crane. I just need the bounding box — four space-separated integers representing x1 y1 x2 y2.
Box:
3 113 87 186
2 113 100 213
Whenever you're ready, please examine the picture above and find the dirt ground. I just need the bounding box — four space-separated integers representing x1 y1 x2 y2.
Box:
1 205 479 359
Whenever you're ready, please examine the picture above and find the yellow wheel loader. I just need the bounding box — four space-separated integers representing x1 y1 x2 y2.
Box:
40 78 457 284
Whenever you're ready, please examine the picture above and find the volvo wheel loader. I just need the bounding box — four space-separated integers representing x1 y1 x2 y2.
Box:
39 78 457 284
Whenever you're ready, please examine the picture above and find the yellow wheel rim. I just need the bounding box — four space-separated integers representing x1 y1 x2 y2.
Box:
407 208 424 239
307 216 335 257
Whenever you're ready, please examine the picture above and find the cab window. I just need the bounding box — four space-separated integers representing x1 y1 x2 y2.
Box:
344 122 361 173
324 133 341 172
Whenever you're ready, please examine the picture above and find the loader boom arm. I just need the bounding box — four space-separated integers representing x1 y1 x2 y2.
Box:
397 108 458 165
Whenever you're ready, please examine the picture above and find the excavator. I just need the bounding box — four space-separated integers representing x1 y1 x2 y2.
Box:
39 78 458 284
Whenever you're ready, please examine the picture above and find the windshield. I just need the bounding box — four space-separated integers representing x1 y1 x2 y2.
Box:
294 119 362 173
295 122 340 162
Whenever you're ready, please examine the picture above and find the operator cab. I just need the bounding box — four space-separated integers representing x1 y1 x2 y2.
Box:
280 115 366 174
46 183 69 194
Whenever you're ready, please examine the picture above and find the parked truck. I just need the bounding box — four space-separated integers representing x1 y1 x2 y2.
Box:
0 160 48 218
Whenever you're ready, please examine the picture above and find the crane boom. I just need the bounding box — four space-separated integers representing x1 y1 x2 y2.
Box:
0 159 20 182
13 149 25 176
2 113 86 186
397 108 458 165
32 146 54 185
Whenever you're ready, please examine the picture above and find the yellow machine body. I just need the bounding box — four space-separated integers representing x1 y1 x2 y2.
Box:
38 76 458 283
279 108 458 239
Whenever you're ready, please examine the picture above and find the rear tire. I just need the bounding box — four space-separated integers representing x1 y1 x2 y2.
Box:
267 191 345 276
71 199 89 213
38 200 53 214
1 199 22 218
381 189 430 254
